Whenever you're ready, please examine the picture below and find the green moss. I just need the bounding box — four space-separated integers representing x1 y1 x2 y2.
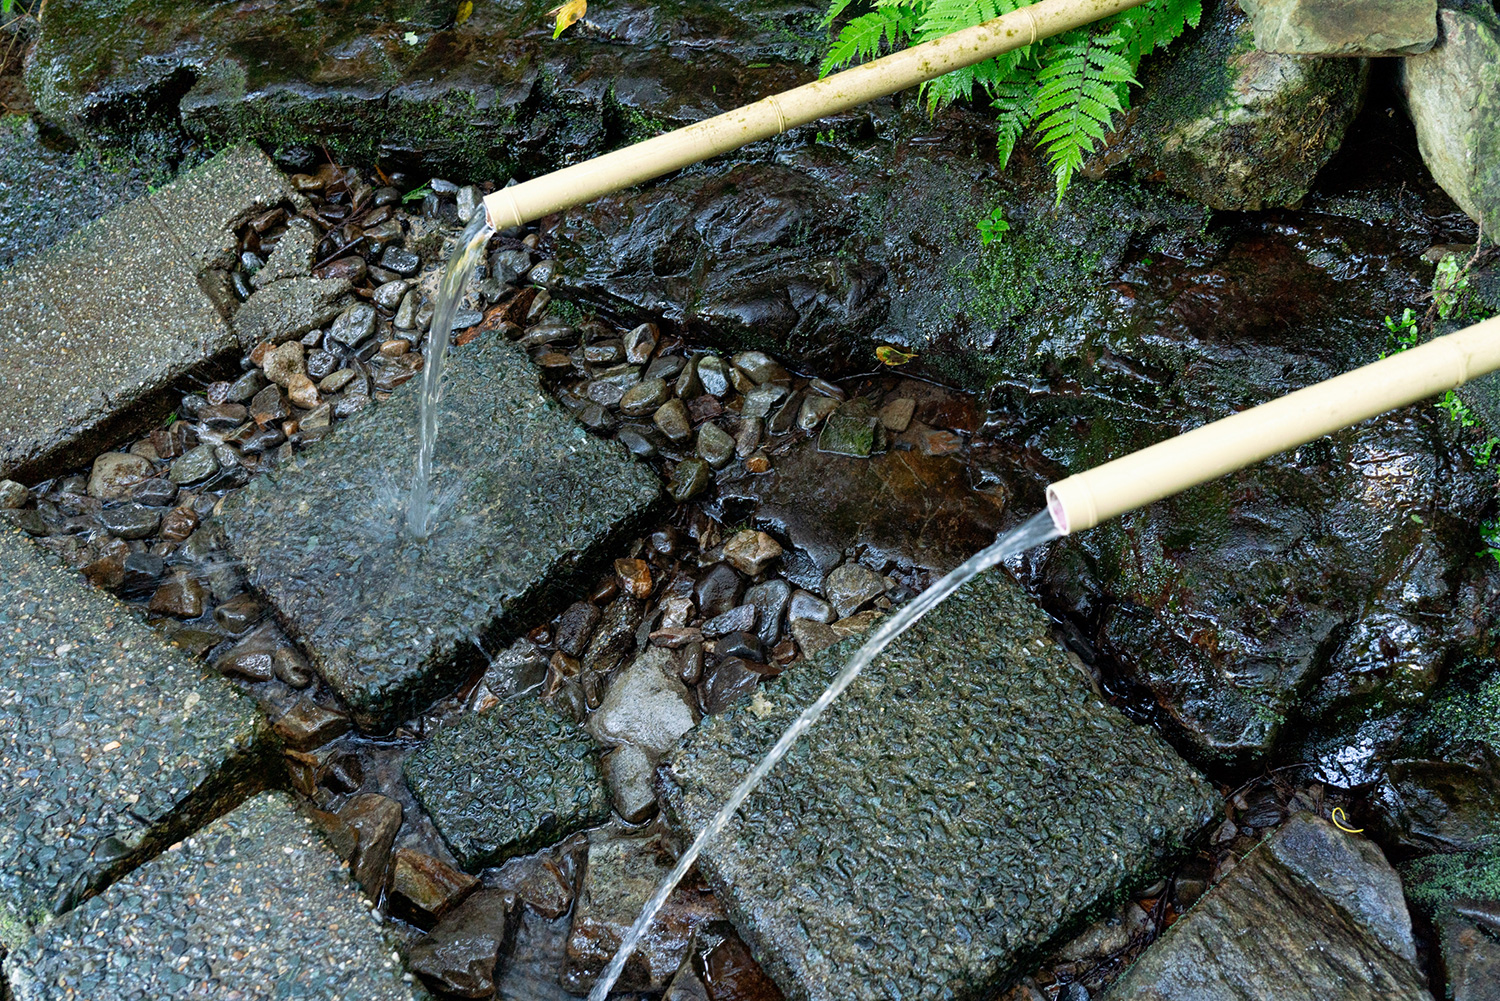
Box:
1411 669 1500 752
1401 848 1500 915
0 897 29 951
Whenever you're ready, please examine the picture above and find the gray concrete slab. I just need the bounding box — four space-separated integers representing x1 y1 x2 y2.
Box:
0 146 295 482
219 333 661 731
406 696 610 871
0 528 268 949
2 792 419 1001
659 572 1218 1001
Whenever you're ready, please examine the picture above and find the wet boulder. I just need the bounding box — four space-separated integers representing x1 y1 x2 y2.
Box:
1400 7 1500 238
1104 0 1370 210
1401 849 1500 1001
1238 0 1437 55
1110 813 1433 1000
1013 203 1499 768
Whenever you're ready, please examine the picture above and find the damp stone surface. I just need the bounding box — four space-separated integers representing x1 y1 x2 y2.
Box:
659 571 1219 1001
2 792 419 1001
0 528 267 948
0 145 295 481
406 695 610 870
219 333 661 731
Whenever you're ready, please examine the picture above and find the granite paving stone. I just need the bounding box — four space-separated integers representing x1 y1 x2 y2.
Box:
406 695 610 871
219 333 662 731
659 571 1218 1001
0 146 296 481
2 792 419 1001
0 528 268 949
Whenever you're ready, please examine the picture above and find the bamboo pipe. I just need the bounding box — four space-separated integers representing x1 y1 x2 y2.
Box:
483 0 1150 230
1046 314 1500 534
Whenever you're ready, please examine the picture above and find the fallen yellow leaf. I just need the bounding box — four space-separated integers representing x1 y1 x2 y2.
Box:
456 1 473 25
875 345 918 366
548 0 586 38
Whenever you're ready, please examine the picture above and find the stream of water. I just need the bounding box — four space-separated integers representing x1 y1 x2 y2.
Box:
406 212 496 540
587 509 1063 999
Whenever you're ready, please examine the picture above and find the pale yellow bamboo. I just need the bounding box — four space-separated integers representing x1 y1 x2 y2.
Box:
1046 314 1500 533
483 0 1149 229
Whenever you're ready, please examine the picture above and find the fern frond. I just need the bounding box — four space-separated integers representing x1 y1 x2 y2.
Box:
820 0 859 28
1115 0 1202 64
1030 31 1135 202
989 58 1038 168
820 6 918 75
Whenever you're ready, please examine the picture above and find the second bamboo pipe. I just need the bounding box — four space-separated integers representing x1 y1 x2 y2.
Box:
483 0 1150 230
1046 314 1500 534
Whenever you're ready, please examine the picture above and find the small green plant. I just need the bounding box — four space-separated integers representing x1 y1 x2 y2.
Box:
820 0 1202 202
976 205 1010 246
1438 389 1499 467
1481 518 1500 569
402 184 433 204
1433 254 1472 320
1381 308 1419 357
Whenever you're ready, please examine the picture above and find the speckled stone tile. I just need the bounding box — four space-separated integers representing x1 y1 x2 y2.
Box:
0 529 269 949
660 572 1219 1001
2 792 420 1001
406 695 610 870
219 334 662 731
0 146 293 482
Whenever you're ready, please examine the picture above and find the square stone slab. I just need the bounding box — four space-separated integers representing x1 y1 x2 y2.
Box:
219 334 661 731
2 792 419 1000
660 572 1218 1001
0 529 268 948
406 695 610 870
0 145 295 482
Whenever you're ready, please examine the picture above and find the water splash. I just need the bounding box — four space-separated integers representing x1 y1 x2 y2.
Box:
586 509 1063 1000
406 212 495 540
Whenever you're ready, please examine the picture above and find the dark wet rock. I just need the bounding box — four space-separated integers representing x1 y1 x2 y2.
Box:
1239 0 1436 54
669 458 713 502
1110 814 1431 1000
1106 0 1369 211
157 504 200 542
699 931 787 1001
118 550 165 597
615 557 654 599
491 837 585 921
588 647 700 759
787 590 834 624
408 888 519 999
563 829 726 994
271 699 351 751
234 275 354 348
605 743 660 824
147 571 207 618
0 529 266 947
390 848 479 929
654 398 694 443
745 580 792 647
382 246 421 278
169 443 219 485
1401 9 1500 236
877 396 915 433
625 323 659 365
583 595 645 675
822 562 887 618
0 151 285 481
661 572 1214 1000
99 502 162 540
220 335 660 730
702 605 757 638
796 394 838 431
329 302 378 348
2 792 416 1001
621 377 671 417
129 476 178 507
698 356 731 398
250 383 288 426
696 564 746 621
406 696 609 870
1401 849 1500 1001
338 793 403 898
697 656 762 715
556 601 602 659
723 529 782 577
0 480 28 509
716 631 765 665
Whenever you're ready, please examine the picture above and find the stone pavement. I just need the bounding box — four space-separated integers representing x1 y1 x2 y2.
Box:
0 527 268 947
3 792 419 1001
220 334 662 731
0 145 296 482
660 571 1218 1001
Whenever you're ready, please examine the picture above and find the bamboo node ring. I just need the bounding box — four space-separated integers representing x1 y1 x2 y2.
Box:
766 94 789 134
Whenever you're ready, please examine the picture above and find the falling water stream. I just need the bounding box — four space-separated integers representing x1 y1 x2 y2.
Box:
406 212 496 540
588 509 1063 999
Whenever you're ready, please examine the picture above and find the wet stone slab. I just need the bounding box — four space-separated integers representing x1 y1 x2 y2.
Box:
219 334 662 731
2 792 419 1001
659 572 1218 1001
0 145 295 482
406 695 610 870
0 528 267 948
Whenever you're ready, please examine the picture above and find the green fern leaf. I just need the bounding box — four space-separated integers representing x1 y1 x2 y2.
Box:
820 7 917 75
820 0 859 28
1029 31 1135 201
989 60 1038 169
